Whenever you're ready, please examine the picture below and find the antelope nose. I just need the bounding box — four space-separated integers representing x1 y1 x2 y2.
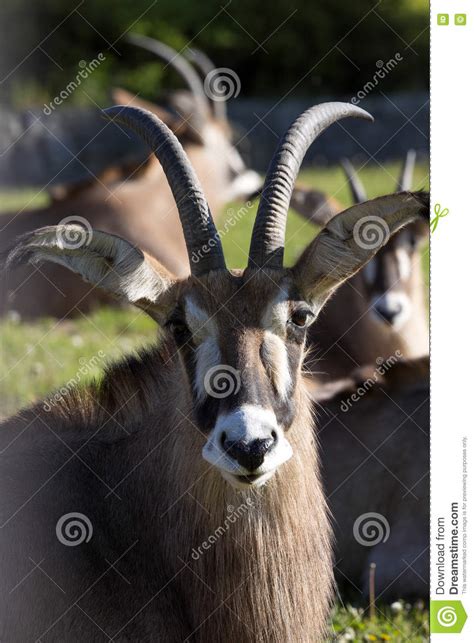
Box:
375 302 402 325
223 435 276 472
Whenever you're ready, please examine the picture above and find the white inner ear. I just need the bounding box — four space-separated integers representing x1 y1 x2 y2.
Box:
16 226 172 306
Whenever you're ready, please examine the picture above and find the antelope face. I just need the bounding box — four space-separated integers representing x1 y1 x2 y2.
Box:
168 271 312 489
7 104 428 493
364 224 425 330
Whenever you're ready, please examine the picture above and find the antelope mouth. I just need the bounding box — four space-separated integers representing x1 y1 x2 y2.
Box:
223 470 275 489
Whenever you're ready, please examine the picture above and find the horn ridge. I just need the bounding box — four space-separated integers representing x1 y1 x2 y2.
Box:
103 105 225 275
248 102 374 269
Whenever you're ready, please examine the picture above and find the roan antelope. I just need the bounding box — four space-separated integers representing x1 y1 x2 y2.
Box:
312 356 429 600
0 38 261 319
297 151 429 381
0 103 428 641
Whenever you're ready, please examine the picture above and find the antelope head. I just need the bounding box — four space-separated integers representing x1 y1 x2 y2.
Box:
342 152 428 329
6 105 428 490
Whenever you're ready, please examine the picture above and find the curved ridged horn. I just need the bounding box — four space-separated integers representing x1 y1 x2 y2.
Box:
248 103 373 269
126 34 209 119
341 157 367 203
397 149 416 191
184 48 227 121
103 106 225 275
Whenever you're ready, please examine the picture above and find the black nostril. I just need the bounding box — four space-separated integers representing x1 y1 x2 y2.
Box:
223 436 276 472
220 431 227 448
375 306 400 325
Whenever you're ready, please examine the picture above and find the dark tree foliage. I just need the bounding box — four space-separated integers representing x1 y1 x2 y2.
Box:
0 0 428 106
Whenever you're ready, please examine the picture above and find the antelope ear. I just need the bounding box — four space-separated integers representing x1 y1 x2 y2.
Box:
4 225 176 323
292 191 429 311
290 185 343 227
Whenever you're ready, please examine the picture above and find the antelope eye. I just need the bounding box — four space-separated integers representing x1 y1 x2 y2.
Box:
289 309 313 328
166 315 190 341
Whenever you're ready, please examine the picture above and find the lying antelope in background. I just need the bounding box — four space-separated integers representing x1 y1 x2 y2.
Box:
293 151 429 381
0 36 261 319
0 100 428 640
312 356 429 601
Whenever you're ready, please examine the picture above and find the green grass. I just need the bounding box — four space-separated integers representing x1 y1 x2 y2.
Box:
331 600 429 642
0 164 429 640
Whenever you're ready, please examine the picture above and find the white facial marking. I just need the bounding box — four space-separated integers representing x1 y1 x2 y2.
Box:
227 169 262 201
194 337 222 401
395 248 412 281
261 331 292 400
261 288 290 335
371 291 412 329
202 404 293 488
184 297 214 339
184 297 222 400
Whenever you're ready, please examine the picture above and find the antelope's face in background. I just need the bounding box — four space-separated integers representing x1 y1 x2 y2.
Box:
363 223 427 330
169 271 314 489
